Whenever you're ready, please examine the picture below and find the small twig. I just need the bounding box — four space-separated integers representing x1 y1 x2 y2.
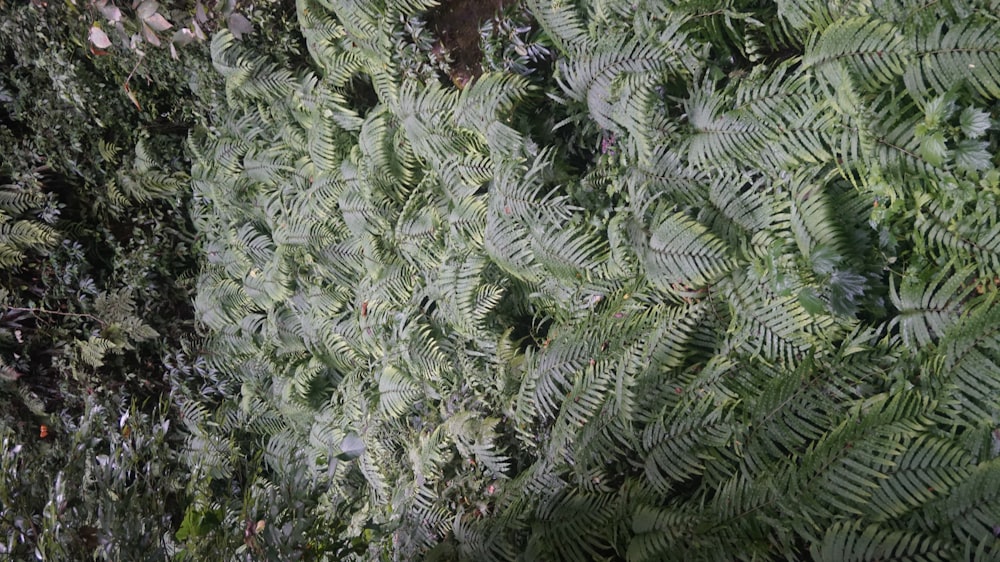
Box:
123 57 145 112
2 306 106 327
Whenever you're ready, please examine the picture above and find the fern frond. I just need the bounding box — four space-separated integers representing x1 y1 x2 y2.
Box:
0 218 57 266
917 211 1000 278
308 112 349 173
642 399 732 492
377 364 420 418
724 269 836 366
700 172 773 246
530 221 610 282
925 458 1000 547
527 339 591 420
526 488 617 562
866 435 974 521
904 21 1000 100
804 17 910 94
445 413 511 478
864 97 953 185
627 502 699 562
813 521 959 562
454 72 530 133
937 302 1000 425
889 265 974 348
735 359 839 476
525 0 588 53
559 34 682 133
641 211 735 290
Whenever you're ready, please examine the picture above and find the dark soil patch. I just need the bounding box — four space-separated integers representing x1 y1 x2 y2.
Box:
426 0 516 87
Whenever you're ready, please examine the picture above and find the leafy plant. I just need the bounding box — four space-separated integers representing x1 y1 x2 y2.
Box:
184 0 1000 560
0 395 185 560
0 1 306 559
5 0 998 559
186 0 1000 560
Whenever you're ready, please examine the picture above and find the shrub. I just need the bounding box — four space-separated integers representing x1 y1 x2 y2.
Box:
0 1 292 558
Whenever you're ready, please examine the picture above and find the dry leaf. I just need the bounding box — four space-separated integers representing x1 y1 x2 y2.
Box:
98 2 121 23
136 0 157 19
144 13 172 32
173 27 196 46
192 20 206 41
124 83 141 111
227 12 253 40
141 21 160 46
89 25 112 49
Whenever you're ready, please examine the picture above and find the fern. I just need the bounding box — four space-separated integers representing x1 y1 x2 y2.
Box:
641 211 736 289
889 265 974 348
0 215 57 267
813 521 960 562
804 17 911 95
186 0 1000 558
904 21 1000 100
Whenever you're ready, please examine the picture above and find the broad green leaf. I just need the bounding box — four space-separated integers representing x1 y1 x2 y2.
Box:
918 131 948 167
959 107 991 139
954 139 991 173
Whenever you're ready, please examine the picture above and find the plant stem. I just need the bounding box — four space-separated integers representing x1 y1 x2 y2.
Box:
2 306 106 326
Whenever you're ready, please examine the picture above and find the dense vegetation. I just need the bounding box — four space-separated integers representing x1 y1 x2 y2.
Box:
3 0 1000 560
0 0 286 558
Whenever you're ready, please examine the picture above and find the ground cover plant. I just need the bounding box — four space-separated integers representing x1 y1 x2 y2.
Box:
3 0 1000 559
0 0 300 558
187 0 1000 559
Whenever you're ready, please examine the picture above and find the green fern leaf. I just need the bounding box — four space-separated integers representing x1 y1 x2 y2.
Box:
866 436 974 521
904 21 1000 100
889 265 974 348
641 212 735 290
804 17 910 94
813 521 959 562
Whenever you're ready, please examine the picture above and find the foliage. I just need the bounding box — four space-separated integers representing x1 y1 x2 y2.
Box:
186 0 1000 560
0 0 213 385
479 3 551 77
3 0 999 559
0 1 301 559
0 395 183 559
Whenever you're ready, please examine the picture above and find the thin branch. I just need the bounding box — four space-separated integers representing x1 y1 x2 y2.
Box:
2 306 106 327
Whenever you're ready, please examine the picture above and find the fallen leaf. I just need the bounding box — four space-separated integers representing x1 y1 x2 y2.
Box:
144 13 172 32
172 27 196 46
124 83 142 111
192 20 206 41
336 433 365 461
136 0 157 18
89 25 112 48
227 12 253 39
98 3 121 23
141 21 161 46
194 0 207 23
